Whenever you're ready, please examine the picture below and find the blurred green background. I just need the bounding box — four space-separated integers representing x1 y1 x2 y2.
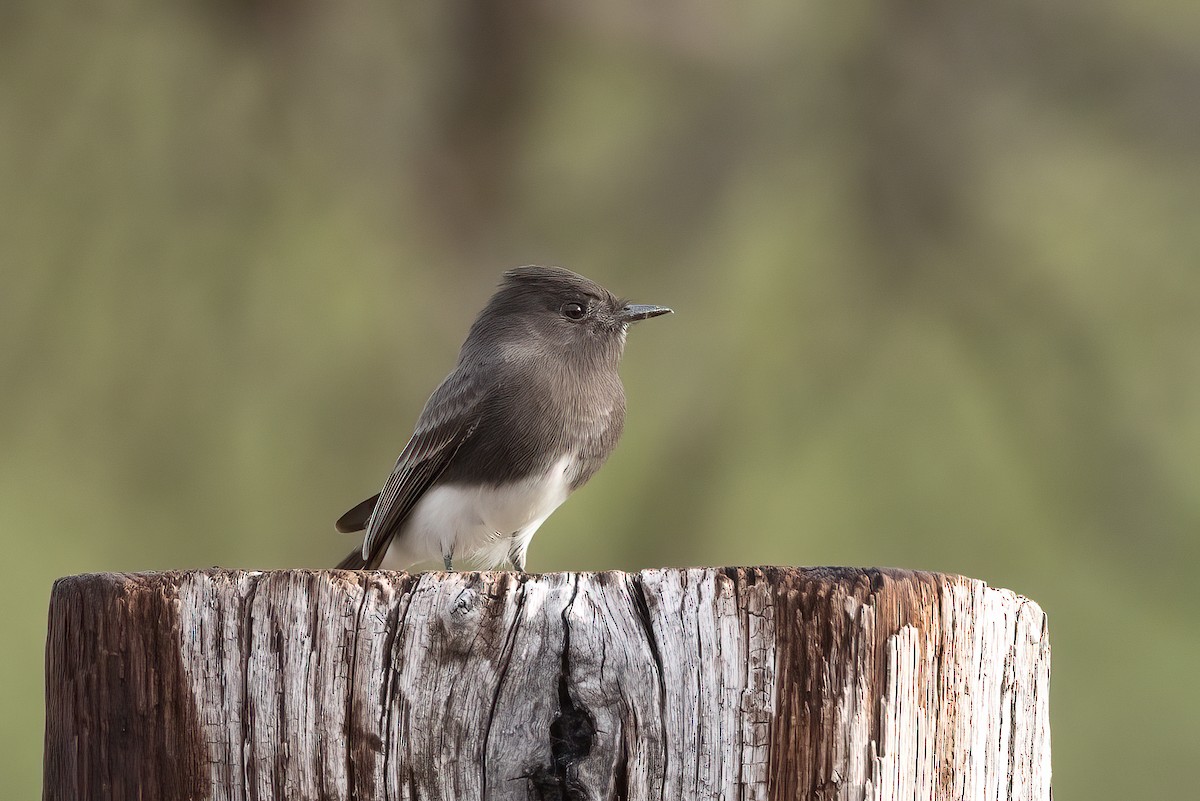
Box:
4 1 1198 797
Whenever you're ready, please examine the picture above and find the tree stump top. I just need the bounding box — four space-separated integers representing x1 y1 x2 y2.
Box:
44 566 1050 801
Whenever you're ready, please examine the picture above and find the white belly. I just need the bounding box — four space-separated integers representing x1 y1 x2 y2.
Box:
380 454 574 569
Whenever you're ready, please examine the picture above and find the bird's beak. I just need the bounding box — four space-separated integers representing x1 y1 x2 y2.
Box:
619 304 673 323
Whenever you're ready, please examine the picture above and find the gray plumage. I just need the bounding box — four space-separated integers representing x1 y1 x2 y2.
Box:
336 266 671 571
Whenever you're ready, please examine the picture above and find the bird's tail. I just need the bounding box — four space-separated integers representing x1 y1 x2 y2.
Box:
336 493 379 533
336 540 417 570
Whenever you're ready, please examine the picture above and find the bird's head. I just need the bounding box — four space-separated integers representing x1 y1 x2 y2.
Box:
472 265 672 365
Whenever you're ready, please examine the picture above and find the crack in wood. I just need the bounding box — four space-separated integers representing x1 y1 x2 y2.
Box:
238 574 263 801
482 574 528 798
610 722 630 801
376 576 415 801
344 574 371 800
626 573 668 801
528 576 596 801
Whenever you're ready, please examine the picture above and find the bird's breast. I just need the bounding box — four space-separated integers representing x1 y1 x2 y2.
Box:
471 452 577 534
405 452 577 551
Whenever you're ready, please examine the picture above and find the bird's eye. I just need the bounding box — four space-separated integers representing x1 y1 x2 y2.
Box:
562 302 586 320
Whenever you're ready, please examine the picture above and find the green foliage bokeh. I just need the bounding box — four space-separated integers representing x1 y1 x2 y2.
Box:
4 2 1198 796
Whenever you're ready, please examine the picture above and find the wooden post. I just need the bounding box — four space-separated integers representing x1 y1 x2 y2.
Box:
44 567 1050 800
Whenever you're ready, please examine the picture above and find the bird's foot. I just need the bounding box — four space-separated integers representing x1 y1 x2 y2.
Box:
443 552 454 572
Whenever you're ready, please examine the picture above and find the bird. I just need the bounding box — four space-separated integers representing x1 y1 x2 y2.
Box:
335 265 672 571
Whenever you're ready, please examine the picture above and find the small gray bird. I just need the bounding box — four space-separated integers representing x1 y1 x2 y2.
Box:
335 266 671 571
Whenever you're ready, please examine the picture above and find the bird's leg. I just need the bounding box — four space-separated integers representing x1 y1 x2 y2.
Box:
443 545 455 572
508 540 527 573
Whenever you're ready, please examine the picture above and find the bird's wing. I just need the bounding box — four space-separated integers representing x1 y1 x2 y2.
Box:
356 369 484 568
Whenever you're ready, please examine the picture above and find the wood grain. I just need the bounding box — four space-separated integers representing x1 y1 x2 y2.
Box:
44 567 1050 800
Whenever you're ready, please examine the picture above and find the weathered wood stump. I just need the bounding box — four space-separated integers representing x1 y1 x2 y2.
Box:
44 567 1050 800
